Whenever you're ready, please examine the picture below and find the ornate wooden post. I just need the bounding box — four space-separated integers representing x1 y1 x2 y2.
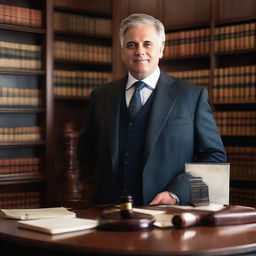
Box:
59 122 87 208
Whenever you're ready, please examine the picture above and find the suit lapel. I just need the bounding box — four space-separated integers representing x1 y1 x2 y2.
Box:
105 77 127 174
144 72 179 162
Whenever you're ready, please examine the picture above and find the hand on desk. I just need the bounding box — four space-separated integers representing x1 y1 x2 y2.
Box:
149 191 177 205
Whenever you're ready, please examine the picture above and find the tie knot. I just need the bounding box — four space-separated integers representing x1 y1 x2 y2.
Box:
134 81 145 92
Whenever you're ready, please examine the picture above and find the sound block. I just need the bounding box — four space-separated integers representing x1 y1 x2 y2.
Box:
98 210 155 231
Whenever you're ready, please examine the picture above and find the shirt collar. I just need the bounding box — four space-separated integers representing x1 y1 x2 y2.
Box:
126 67 160 90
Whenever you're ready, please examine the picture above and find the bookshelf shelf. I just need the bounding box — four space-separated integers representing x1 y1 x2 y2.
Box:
166 22 210 31
0 141 45 147
54 5 111 18
54 58 112 67
0 172 44 185
0 68 45 76
54 95 89 101
0 108 45 113
162 54 210 62
216 17 256 26
0 23 45 34
220 134 256 137
215 48 256 56
55 30 111 40
213 101 256 105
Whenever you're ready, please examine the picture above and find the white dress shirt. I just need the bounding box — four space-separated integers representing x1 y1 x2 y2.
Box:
125 67 160 107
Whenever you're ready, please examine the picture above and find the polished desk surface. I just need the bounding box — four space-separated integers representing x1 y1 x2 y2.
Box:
0 206 256 256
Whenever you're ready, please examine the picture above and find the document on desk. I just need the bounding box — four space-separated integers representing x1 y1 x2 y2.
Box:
0 207 76 220
18 217 98 235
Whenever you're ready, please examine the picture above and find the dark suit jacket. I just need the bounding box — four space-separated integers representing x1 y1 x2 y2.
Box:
79 71 227 205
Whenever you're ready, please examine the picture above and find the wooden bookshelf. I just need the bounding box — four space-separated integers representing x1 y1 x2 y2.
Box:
0 0 52 208
50 0 113 205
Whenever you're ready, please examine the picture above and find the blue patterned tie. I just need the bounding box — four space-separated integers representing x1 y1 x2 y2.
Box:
129 81 146 118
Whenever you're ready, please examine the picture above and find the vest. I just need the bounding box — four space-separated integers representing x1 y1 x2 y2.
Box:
117 90 155 205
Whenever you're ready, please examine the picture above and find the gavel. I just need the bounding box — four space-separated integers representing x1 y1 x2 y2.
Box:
98 195 155 230
172 205 256 228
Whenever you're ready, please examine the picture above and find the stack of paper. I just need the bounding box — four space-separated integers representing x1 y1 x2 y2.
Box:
18 217 98 235
1 207 98 235
0 207 76 220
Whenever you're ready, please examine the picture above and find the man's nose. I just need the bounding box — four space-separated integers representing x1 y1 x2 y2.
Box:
135 44 145 55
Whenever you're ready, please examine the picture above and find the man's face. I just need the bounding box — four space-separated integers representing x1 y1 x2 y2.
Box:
121 24 164 80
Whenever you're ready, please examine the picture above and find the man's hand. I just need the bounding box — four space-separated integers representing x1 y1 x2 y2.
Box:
149 191 177 205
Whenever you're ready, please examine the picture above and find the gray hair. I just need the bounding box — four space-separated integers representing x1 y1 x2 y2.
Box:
119 13 165 48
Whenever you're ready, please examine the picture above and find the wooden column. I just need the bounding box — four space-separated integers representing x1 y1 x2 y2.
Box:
58 123 88 208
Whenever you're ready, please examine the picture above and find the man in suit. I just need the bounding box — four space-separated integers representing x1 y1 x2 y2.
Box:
79 13 227 206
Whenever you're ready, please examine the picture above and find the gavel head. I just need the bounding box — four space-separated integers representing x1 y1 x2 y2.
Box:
119 195 133 218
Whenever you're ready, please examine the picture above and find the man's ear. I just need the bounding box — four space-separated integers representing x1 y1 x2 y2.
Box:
159 43 165 58
121 47 125 62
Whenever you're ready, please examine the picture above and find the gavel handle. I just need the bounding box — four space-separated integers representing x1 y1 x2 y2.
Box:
172 212 207 228
207 205 256 226
172 205 256 228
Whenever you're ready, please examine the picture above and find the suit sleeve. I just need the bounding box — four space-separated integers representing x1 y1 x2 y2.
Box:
168 87 227 205
78 90 98 182
193 88 226 162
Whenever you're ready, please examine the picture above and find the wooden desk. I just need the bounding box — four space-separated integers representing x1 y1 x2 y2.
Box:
1 206 256 256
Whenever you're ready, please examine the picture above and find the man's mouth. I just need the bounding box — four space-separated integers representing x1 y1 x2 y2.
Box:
133 59 149 62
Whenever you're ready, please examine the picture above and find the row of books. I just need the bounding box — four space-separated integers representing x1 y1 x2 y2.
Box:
168 69 209 87
164 22 255 58
215 111 256 136
0 4 42 28
0 191 41 209
54 70 112 97
0 126 42 142
0 97 42 108
0 164 40 175
0 87 40 97
0 41 41 70
213 65 256 103
54 41 111 63
54 12 111 37
0 87 41 107
230 187 256 208
164 28 210 57
226 146 255 181
0 157 40 166
214 22 255 52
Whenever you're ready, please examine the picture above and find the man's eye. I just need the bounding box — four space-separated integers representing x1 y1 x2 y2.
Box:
144 42 152 47
126 43 136 48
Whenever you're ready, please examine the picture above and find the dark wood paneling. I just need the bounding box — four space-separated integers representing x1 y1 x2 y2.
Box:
128 0 163 18
217 0 256 23
54 0 112 16
163 0 211 29
112 0 128 80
